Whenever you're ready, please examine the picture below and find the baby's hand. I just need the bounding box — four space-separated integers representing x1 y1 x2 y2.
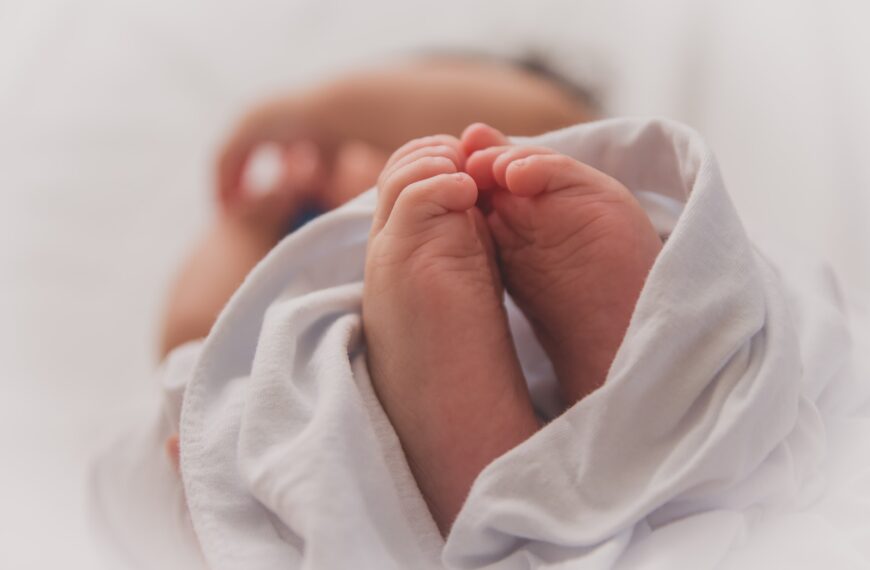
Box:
225 139 325 239
216 94 389 223
217 96 335 211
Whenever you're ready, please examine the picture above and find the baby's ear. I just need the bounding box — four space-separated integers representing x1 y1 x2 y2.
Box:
460 123 509 156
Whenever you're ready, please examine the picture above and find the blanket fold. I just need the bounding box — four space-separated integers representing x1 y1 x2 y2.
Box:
444 121 816 568
177 118 869 569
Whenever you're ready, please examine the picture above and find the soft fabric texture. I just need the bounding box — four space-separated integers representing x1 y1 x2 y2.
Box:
99 118 870 568
89 342 206 569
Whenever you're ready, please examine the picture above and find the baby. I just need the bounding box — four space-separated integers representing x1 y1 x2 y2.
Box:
159 56 660 535
159 55 592 355
101 49 869 570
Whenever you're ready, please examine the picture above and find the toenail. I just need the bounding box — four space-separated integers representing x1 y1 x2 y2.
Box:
513 159 527 168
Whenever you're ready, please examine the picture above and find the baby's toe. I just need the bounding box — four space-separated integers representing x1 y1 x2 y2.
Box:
379 144 464 186
467 145 563 194
387 172 478 230
381 135 464 176
373 139 466 234
375 156 457 227
466 145 511 190
461 122 509 156
494 148 585 197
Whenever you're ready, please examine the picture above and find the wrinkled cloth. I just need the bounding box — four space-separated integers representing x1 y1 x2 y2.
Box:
106 118 870 569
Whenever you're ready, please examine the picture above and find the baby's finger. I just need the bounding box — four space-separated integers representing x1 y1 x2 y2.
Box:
277 142 324 195
217 108 339 210
217 129 257 208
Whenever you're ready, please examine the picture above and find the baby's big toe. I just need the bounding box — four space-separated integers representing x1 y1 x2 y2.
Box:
460 122 510 156
500 149 613 199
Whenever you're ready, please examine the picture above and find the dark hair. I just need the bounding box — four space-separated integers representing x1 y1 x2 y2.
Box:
414 49 600 116
510 52 600 116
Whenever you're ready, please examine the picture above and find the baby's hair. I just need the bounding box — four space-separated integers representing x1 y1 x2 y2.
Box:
412 49 601 118
510 51 601 117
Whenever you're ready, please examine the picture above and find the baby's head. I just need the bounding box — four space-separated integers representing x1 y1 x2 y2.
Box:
311 54 598 207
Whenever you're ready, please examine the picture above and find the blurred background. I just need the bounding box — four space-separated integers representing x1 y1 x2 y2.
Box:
1 0 868 567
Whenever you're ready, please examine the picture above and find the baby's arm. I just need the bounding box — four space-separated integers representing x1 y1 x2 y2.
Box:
158 215 277 358
159 141 321 358
217 58 591 209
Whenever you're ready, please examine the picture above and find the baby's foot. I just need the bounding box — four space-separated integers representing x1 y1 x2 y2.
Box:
363 135 538 534
463 124 662 406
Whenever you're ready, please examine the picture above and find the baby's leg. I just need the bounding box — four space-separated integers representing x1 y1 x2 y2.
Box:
463 124 662 406
364 135 538 535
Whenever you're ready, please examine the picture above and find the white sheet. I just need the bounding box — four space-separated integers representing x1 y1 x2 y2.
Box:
3 1 870 567
89 342 205 569
144 119 868 568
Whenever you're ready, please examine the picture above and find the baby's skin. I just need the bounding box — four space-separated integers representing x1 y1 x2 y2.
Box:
462 124 662 403
363 124 661 534
160 56 593 480
363 135 540 535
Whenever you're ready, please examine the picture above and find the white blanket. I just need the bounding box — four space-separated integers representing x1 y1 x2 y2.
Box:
104 118 870 568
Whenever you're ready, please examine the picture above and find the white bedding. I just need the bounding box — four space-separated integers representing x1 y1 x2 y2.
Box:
2 1 869 567
95 118 870 568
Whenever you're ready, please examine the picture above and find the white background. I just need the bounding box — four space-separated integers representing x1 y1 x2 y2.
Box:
1 1 868 567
